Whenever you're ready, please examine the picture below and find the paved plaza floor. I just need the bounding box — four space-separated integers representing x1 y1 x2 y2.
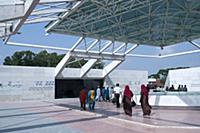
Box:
0 98 200 133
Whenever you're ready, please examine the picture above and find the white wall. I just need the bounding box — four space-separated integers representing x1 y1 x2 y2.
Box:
0 66 55 101
0 65 148 101
134 92 200 106
104 69 148 93
165 67 200 91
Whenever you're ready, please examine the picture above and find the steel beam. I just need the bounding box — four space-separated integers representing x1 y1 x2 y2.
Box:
4 0 40 43
86 39 99 52
113 43 126 54
25 17 59 24
5 41 160 59
31 9 68 16
99 41 112 53
189 41 200 49
45 1 83 32
6 41 70 51
39 0 79 4
71 51 125 61
125 44 139 55
13 0 40 34
71 37 84 51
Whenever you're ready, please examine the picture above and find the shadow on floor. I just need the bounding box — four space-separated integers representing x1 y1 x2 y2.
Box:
0 105 53 112
0 109 69 118
56 103 122 117
0 115 107 133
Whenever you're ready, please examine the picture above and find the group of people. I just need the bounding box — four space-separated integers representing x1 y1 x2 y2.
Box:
79 83 152 117
95 86 114 102
79 87 96 111
119 84 151 117
166 84 188 92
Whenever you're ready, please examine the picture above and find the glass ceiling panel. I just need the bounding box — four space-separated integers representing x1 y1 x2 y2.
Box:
46 0 200 47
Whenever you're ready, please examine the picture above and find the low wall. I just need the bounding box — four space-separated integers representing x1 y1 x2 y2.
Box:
0 66 55 101
0 65 148 102
134 92 200 106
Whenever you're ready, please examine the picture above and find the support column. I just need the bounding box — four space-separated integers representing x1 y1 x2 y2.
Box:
80 59 97 78
102 60 123 78
55 52 72 77
55 37 84 77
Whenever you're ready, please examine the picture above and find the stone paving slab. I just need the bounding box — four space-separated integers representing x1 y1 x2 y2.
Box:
0 99 200 133
53 98 200 127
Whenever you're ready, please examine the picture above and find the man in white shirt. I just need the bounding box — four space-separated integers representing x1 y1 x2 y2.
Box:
95 86 101 102
114 83 121 108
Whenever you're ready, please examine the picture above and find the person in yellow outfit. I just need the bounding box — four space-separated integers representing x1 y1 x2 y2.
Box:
87 88 96 111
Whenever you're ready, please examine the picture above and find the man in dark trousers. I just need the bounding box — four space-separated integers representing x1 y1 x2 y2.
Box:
114 83 121 108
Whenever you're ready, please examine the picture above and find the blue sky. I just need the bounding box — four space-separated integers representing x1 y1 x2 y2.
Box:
0 23 199 75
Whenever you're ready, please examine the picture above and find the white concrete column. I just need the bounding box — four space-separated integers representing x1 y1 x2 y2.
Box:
55 52 72 77
102 60 123 77
55 37 84 77
80 59 97 78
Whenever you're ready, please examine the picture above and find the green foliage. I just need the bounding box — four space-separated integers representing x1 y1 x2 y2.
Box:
4 51 35 66
3 50 104 69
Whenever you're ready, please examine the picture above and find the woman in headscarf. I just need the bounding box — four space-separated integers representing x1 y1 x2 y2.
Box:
140 84 151 117
122 85 133 116
79 88 87 110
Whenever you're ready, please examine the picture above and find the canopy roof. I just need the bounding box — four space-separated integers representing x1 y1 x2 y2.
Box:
46 0 200 47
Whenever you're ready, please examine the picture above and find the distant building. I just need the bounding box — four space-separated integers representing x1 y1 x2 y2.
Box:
147 78 161 90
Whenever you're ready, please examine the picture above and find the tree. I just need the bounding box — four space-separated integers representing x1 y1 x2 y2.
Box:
33 50 49 66
3 56 12 65
11 51 24 65
3 50 104 69
21 51 35 66
3 51 35 66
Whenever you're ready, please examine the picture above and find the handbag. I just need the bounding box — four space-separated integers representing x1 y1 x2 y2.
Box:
131 100 136 107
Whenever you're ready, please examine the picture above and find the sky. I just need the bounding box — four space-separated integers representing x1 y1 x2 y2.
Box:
0 23 200 75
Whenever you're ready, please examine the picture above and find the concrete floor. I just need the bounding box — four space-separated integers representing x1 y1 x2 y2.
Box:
0 98 200 133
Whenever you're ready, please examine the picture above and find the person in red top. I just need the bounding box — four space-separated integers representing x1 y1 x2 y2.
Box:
79 88 87 110
122 85 133 116
140 84 151 117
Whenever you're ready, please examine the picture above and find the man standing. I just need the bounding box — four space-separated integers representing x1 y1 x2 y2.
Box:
95 85 101 102
114 83 121 108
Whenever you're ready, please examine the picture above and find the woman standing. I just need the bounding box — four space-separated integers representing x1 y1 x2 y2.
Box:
140 84 151 117
79 88 87 110
122 85 133 116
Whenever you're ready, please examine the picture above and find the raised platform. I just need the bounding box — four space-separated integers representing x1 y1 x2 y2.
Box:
0 98 199 133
